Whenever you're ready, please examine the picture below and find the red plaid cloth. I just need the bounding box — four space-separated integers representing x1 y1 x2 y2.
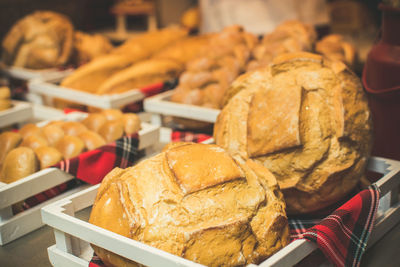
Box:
89 185 380 267
171 131 212 143
21 134 142 211
290 184 380 267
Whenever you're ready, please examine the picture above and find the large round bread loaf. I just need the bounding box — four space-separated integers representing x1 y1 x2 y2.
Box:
2 11 74 69
89 143 289 266
214 52 373 214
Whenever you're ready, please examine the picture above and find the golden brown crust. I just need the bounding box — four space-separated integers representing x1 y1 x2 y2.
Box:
34 146 63 169
41 124 65 146
60 54 133 93
81 113 107 133
19 123 43 139
55 135 85 159
100 109 123 121
214 52 372 214
96 59 183 95
122 113 141 135
248 20 317 71
89 143 289 266
98 120 124 143
60 121 88 136
0 132 22 165
72 31 113 65
0 147 39 183
2 11 74 69
0 87 11 99
315 34 356 68
78 131 106 150
20 135 49 150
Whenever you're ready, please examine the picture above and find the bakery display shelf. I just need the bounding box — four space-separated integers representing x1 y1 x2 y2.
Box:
41 156 400 267
143 90 220 125
1 65 74 81
0 100 33 128
0 112 160 245
28 76 146 109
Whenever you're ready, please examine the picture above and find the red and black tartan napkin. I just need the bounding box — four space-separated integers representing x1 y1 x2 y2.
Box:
88 132 380 267
289 184 380 267
22 134 142 210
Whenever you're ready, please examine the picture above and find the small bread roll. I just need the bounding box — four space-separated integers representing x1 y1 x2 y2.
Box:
0 99 11 111
99 120 124 143
0 147 39 183
20 135 49 150
34 146 63 169
122 113 141 135
42 124 65 146
55 135 85 159
78 131 106 150
60 121 88 136
0 87 11 99
81 113 107 132
19 123 43 138
0 131 22 164
101 109 123 121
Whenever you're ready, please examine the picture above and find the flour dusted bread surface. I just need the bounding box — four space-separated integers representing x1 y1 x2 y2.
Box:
214 52 372 214
89 143 289 266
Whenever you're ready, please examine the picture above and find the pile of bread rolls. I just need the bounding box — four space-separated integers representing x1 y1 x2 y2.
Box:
0 87 12 111
0 109 140 184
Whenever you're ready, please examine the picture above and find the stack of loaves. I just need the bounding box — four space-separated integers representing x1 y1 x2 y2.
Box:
0 109 140 184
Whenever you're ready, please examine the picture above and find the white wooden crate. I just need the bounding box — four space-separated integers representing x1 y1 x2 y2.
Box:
143 90 220 125
0 112 160 245
41 157 400 267
1 66 73 81
0 100 33 128
28 76 146 109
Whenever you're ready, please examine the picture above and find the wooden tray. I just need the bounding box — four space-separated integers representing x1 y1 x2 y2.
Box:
41 156 400 267
143 90 220 125
28 76 146 109
0 112 160 245
0 101 33 128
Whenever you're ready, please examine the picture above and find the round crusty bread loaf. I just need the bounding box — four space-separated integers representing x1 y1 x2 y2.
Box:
2 11 74 69
214 52 373 214
89 143 289 266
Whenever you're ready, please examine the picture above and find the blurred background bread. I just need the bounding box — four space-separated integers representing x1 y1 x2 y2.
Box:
1 11 74 69
0 110 141 184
